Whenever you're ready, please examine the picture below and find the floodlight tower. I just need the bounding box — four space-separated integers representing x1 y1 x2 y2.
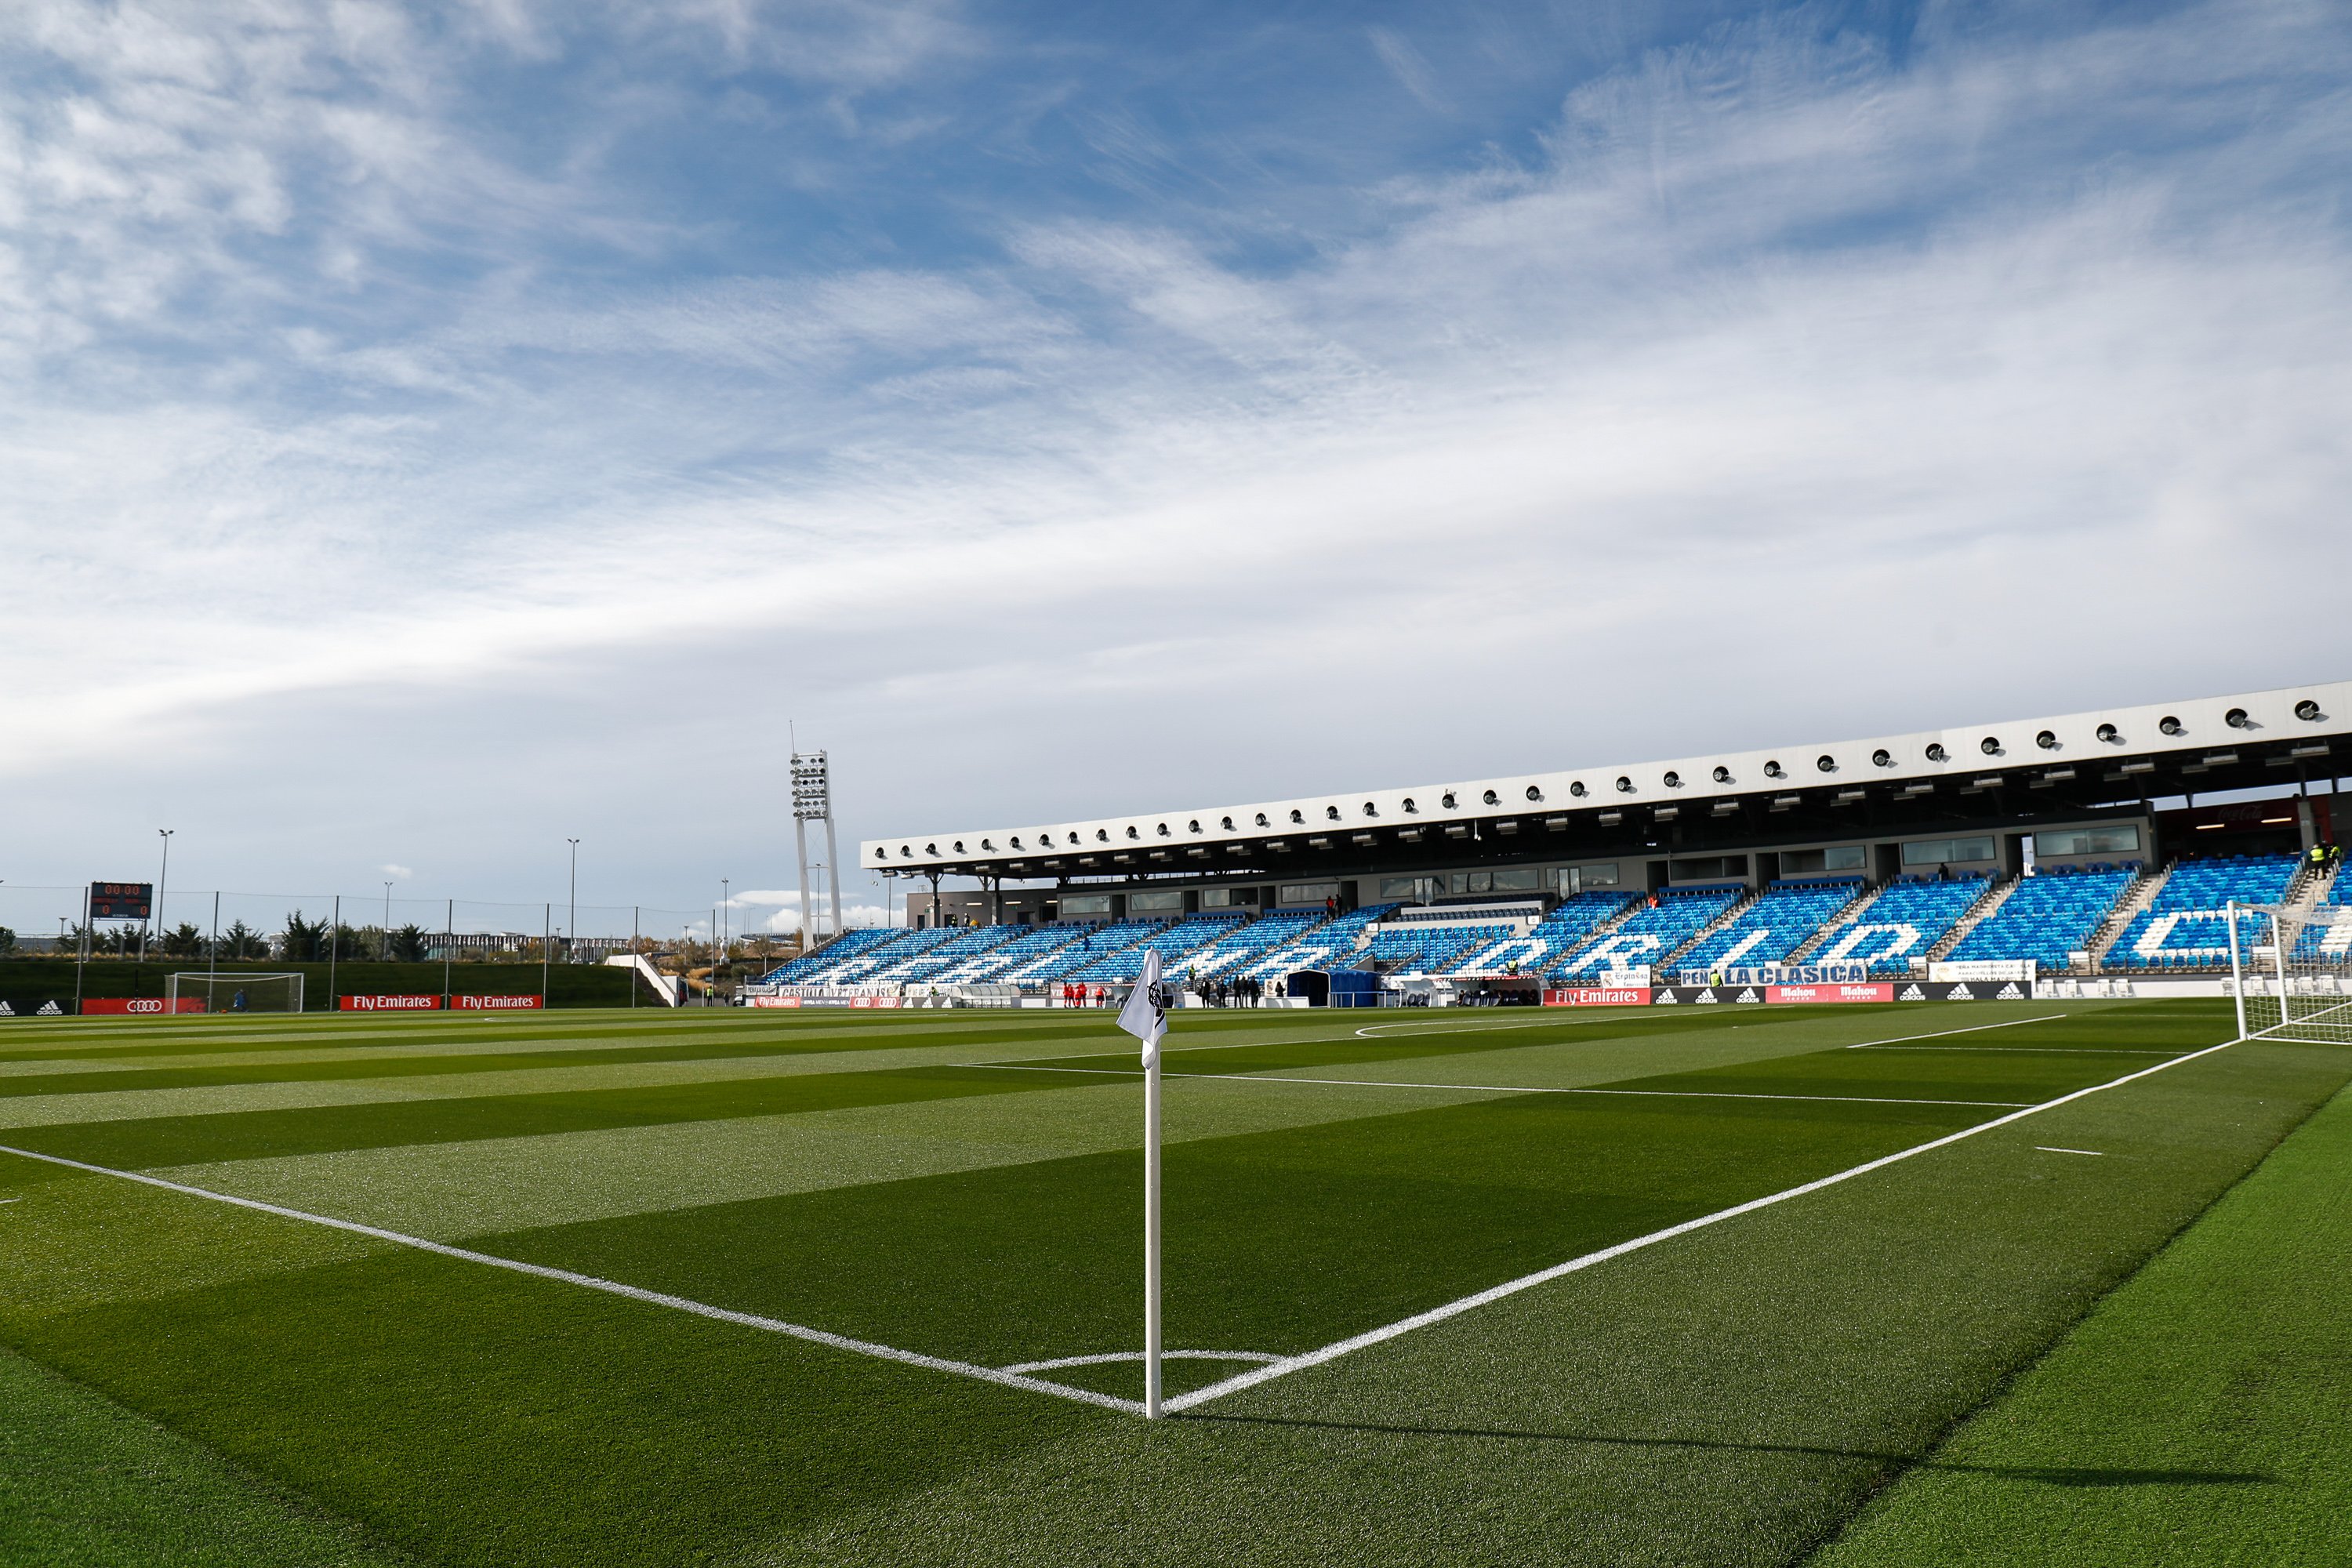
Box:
790 750 844 955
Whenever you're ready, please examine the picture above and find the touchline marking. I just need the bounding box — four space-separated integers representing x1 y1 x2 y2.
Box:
966 1063 2031 1110
1159 1031 2250 1416
0 1141 1144 1418
1842 1015 2070 1049
2036 1146 2106 1156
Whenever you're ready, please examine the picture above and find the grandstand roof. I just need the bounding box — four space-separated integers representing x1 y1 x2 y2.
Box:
866 681 2350 884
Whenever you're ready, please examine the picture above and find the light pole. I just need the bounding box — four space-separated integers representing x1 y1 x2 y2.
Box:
720 878 729 1007
383 881 394 960
567 838 579 967
150 829 172 965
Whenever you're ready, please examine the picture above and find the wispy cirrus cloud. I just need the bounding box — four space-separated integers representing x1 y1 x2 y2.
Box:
2 0 2347 903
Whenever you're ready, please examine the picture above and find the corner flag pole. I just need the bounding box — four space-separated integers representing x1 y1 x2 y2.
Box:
1117 948 1170 1418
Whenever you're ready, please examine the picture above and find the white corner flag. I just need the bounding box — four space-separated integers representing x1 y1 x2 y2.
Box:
1116 948 1170 1417
1117 947 1169 1065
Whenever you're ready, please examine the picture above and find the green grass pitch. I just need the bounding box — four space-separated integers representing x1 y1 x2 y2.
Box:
0 999 2346 1566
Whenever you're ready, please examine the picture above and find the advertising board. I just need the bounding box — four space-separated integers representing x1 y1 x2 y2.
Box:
1891 979 2035 1003
1678 963 1878 987
452 994 542 1011
0 999 72 1018
1766 982 1895 1004
340 994 443 1011
1928 960 2037 983
81 997 206 1015
1543 986 1653 1007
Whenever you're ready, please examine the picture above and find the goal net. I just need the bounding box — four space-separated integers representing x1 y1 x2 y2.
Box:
2230 900 2352 1045
166 972 306 1015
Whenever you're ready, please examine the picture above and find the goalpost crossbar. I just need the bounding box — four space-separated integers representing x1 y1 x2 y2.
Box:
165 972 306 1015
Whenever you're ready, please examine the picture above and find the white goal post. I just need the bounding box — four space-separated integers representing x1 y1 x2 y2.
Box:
2228 899 2352 1045
165 972 306 1015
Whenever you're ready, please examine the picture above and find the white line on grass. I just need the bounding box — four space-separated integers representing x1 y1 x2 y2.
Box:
1002 1349 1281 1374
0 1142 1147 1417
1840 1015 2070 1049
1159 1031 2250 1415
2036 1146 2107 1156
964 1063 2031 1109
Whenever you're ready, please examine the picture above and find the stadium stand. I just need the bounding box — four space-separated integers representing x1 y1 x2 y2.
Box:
1069 913 1251 982
1358 924 1486 975
1449 891 1640 976
754 926 913 985
1549 887 1740 978
1240 904 1400 978
1011 920 1165 984
1672 880 1863 973
1181 910 1330 978
2292 864 2350 960
865 923 1022 982
1813 877 1990 976
2105 855 2299 971
1944 866 2133 972
931 922 1091 983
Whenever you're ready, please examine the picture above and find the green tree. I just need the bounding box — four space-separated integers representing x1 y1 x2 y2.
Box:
387 924 429 963
162 922 205 959
328 924 368 958
280 910 329 962
220 920 269 960
0 927 14 954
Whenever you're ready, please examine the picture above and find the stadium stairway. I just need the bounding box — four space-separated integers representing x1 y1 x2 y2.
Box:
2082 862 2167 971
1670 878 1868 975
1925 875 2019 961
2103 854 2300 972
1783 880 1886 962
1653 884 1765 972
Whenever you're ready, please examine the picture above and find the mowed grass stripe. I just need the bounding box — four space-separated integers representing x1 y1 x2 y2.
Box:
478 1083 1997 1384
0 1065 1074 1169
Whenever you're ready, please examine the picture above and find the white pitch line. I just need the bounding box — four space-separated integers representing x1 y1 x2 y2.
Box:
1841 1014 2071 1049
2036 1146 2107 1156
0 1141 1142 1417
1003 1349 1281 1374
1160 1031 2249 1415
967 1063 2031 1110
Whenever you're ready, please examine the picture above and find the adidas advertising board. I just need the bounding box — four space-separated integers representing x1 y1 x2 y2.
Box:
0 999 73 1018
1893 980 2033 1003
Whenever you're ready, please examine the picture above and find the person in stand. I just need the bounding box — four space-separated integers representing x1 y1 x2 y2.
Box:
1936 862 1950 881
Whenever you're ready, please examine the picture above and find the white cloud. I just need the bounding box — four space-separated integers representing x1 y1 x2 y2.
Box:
379 863 413 880
1 0 2347 899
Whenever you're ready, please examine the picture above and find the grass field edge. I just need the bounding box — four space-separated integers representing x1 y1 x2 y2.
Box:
1787 1043 2352 1566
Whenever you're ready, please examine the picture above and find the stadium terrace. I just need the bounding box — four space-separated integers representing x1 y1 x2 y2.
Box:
787 682 2352 1000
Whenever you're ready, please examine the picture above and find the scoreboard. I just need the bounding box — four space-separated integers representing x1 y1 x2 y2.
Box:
89 882 153 921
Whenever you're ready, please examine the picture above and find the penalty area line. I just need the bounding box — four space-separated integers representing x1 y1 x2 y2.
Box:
0 1142 1143 1417
1160 1030 2251 1416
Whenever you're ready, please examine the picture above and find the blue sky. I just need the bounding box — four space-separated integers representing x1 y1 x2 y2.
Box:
2 0 2348 936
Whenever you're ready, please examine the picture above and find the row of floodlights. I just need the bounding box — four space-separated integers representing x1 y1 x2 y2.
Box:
877 700 2325 861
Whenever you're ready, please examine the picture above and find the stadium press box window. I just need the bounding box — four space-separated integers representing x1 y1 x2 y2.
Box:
1062 894 1112 916
2035 825 2141 857
1279 881 1342 906
1129 891 1185 914
1901 835 1996 867
1782 845 1867 874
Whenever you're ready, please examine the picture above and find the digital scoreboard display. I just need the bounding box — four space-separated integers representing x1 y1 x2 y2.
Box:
89 882 153 921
